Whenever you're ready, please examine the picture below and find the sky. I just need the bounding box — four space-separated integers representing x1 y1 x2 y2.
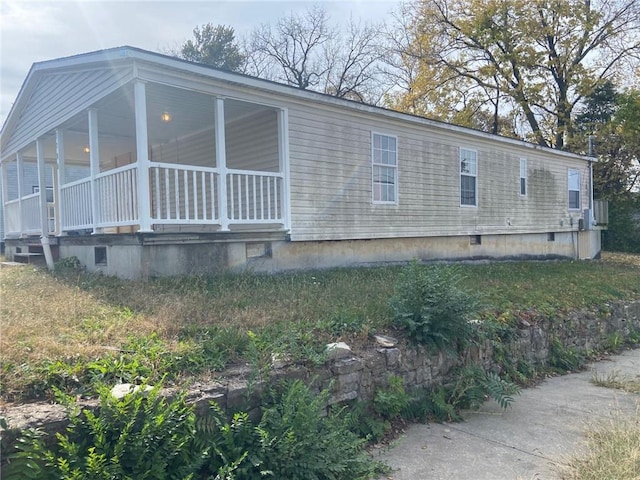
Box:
0 0 399 128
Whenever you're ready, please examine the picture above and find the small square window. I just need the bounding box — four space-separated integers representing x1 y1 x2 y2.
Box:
470 235 482 245
33 186 54 202
95 246 107 266
547 232 555 242
246 242 272 259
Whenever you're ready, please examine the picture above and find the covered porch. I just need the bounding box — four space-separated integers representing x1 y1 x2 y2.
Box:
1 80 289 241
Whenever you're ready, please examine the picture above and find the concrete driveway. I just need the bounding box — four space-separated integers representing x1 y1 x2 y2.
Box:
377 348 640 480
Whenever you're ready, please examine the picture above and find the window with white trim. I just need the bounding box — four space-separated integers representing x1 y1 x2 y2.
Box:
519 158 527 196
460 148 477 206
568 169 581 210
372 133 397 203
33 185 54 203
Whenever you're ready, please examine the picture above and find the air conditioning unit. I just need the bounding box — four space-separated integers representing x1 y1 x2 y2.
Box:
582 209 593 230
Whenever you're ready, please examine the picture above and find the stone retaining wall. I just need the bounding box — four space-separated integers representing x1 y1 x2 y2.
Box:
2 300 639 444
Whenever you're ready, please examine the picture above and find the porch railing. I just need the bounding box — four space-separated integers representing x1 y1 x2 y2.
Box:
227 169 282 223
594 199 608 226
13 162 284 235
22 193 42 234
150 162 219 223
96 164 139 227
60 178 93 231
4 199 20 236
5 196 56 236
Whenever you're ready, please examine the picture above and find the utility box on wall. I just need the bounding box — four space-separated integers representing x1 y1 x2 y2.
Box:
583 209 593 230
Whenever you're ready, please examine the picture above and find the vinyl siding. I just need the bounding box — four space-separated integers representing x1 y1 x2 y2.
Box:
5 66 132 155
285 103 590 241
4 162 89 200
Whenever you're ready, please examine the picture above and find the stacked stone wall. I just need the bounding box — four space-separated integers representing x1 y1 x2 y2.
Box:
3 301 639 443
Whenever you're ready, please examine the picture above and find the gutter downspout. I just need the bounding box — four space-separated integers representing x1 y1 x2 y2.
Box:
40 235 55 270
588 135 595 228
36 138 55 271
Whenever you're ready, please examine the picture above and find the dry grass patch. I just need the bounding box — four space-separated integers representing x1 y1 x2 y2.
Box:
591 371 640 395
0 267 164 363
560 408 640 480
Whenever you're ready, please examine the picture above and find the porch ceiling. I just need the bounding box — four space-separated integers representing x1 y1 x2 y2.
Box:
12 81 278 166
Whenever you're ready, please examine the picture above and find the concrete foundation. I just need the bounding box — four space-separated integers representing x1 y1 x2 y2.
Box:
4 229 603 279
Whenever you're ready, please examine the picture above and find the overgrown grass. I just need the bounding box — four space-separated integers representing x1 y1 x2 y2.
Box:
561 409 640 480
1 252 639 402
591 371 640 395
562 370 640 479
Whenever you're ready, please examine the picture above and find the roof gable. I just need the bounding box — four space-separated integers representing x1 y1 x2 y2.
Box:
2 63 133 157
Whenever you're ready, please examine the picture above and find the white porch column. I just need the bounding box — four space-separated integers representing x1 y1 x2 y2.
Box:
56 129 66 186
36 138 49 236
16 152 24 236
214 97 229 231
88 108 100 233
134 80 152 232
0 160 8 238
277 108 291 231
55 129 65 234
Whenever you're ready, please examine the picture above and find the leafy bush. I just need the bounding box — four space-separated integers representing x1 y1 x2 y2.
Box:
195 404 269 479
256 380 379 480
395 365 520 423
603 197 640 254
5 385 202 480
5 381 382 480
447 365 521 411
549 337 585 372
390 262 478 351
373 375 411 420
342 401 391 444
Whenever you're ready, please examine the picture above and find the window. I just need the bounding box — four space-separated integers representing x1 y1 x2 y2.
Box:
568 169 581 210
94 246 107 266
33 186 54 203
519 158 527 196
460 148 477 206
372 133 397 203
470 235 482 245
547 232 555 242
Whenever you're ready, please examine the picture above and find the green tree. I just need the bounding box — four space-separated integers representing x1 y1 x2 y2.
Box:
574 84 640 252
175 23 245 71
385 0 640 148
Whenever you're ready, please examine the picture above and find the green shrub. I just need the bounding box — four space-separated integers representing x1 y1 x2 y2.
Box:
195 404 269 479
447 365 521 411
397 366 520 423
373 375 411 420
390 262 478 351
342 401 391 444
257 380 379 480
549 337 585 372
5 385 202 480
6 380 383 480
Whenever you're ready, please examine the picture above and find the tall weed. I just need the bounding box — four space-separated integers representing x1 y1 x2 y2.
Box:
390 262 478 352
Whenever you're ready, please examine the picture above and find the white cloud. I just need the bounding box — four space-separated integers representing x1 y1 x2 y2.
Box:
0 0 398 127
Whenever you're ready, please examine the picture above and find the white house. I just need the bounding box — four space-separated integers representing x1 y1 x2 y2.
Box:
0 47 606 278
